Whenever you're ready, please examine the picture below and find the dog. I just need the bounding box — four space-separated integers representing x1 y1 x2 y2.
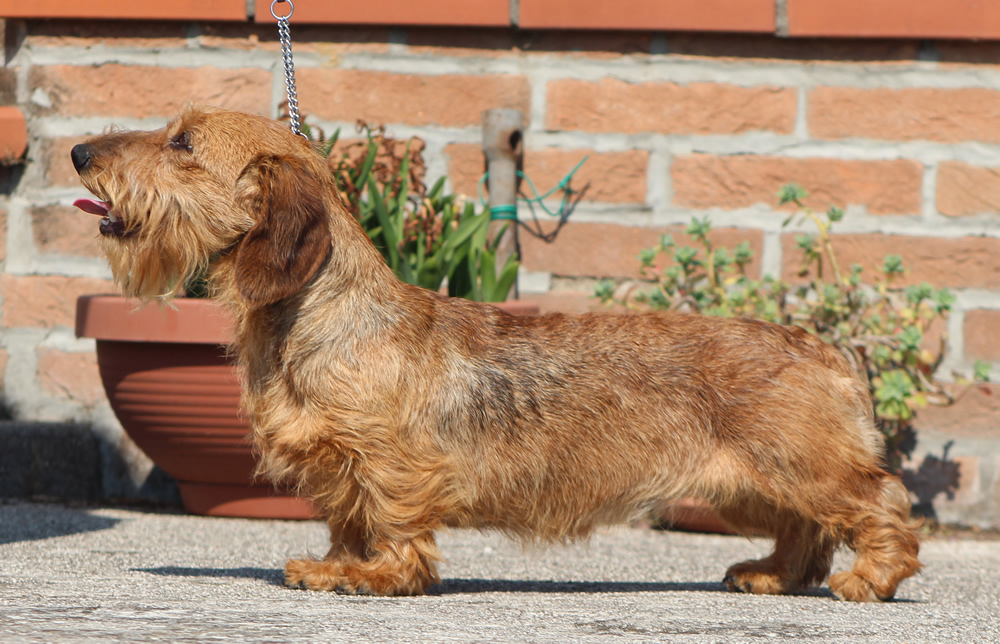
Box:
71 106 921 601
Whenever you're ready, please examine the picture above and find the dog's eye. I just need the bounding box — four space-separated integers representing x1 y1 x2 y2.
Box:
169 131 193 152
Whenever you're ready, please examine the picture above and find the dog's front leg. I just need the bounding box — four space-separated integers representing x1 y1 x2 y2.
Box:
284 527 441 595
280 443 451 596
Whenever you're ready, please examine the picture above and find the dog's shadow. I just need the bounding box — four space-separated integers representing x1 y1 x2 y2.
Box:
135 567 842 599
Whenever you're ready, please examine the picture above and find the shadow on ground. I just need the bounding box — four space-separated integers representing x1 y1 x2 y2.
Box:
0 503 120 545
135 566 840 599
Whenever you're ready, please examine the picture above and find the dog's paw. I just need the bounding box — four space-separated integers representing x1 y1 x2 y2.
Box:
284 558 374 594
829 571 889 602
723 561 793 596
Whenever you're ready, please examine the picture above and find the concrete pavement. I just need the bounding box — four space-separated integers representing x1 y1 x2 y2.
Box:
1 501 998 643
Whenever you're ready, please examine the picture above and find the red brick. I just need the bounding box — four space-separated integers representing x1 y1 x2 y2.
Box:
937 162 1000 217
964 310 1000 362
448 144 648 204
915 386 1000 439
788 0 1000 40
408 29 654 59
0 106 27 160
0 206 6 263
521 222 764 279
519 0 775 33
665 33 921 62
673 155 922 215
809 87 1000 143
1 275 116 329
547 79 796 135
26 19 190 49
2 0 246 20
38 137 83 188
252 0 509 26
521 291 599 314
299 69 531 128
29 65 272 119
36 348 105 406
781 234 1000 290
32 205 104 257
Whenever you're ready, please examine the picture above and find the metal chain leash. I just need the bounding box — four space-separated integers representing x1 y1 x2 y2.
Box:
271 0 307 139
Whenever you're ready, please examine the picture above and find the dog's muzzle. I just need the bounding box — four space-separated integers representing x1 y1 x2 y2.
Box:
71 144 131 237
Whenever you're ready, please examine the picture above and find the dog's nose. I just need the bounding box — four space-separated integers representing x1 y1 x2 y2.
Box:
71 144 93 173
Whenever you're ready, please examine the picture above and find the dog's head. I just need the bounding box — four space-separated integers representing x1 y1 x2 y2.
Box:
72 106 332 305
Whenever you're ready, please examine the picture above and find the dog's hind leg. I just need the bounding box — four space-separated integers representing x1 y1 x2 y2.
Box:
828 474 922 602
720 505 836 596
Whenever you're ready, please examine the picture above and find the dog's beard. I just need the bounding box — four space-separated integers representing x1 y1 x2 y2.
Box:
101 234 199 302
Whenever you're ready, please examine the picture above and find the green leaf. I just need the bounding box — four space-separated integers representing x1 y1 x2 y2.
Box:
686 216 712 242
733 241 753 266
882 254 905 275
777 183 808 206
594 280 615 302
974 360 992 383
932 288 956 313
896 325 923 352
367 175 402 274
674 246 699 268
638 247 658 267
492 255 520 302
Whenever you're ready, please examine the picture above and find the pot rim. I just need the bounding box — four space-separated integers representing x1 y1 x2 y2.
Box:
75 294 235 344
76 294 540 344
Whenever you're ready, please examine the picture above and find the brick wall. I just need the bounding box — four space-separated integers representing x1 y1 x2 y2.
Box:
1 7 998 521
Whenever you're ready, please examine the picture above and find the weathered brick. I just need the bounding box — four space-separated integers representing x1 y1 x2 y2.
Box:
29 65 272 119
964 310 1000 362
26 20 190 49
1 275 115 328
199 24 392 55
0 68 17 105
36 348 105 406
0 206 6 263
781 233 1000 289
0 348 7 393
673 154 922 215
788 0 1000 40
298 69 531 128
915 386 1000 438
666 33 921 62
32 205 104 257
408 28 654 59
809 87 1000 143
521 222 764 279
521 291 599 314
447 144 648 203
937 162 1000 217
38 137 84 187
547 79 796 135
520 0 775 33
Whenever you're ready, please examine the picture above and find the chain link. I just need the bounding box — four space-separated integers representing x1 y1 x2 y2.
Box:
272 0 307 139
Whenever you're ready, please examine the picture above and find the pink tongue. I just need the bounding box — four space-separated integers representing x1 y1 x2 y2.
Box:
73 198 110 216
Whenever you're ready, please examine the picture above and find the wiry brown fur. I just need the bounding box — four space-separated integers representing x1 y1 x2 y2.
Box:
73 106 921 601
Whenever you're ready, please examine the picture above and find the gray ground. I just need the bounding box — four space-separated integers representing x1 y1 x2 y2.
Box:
1 501 997 643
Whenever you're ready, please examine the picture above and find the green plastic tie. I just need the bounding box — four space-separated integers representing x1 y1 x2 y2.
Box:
490 204 518 221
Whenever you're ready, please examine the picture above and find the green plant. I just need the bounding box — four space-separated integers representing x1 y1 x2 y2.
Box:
186 117 518 303
596 184 990 473
323 122 519 302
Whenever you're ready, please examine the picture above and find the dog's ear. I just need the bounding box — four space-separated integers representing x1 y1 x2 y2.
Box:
235 155 332 306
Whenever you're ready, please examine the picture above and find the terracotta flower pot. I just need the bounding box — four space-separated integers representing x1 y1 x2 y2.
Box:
75 294 539 519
